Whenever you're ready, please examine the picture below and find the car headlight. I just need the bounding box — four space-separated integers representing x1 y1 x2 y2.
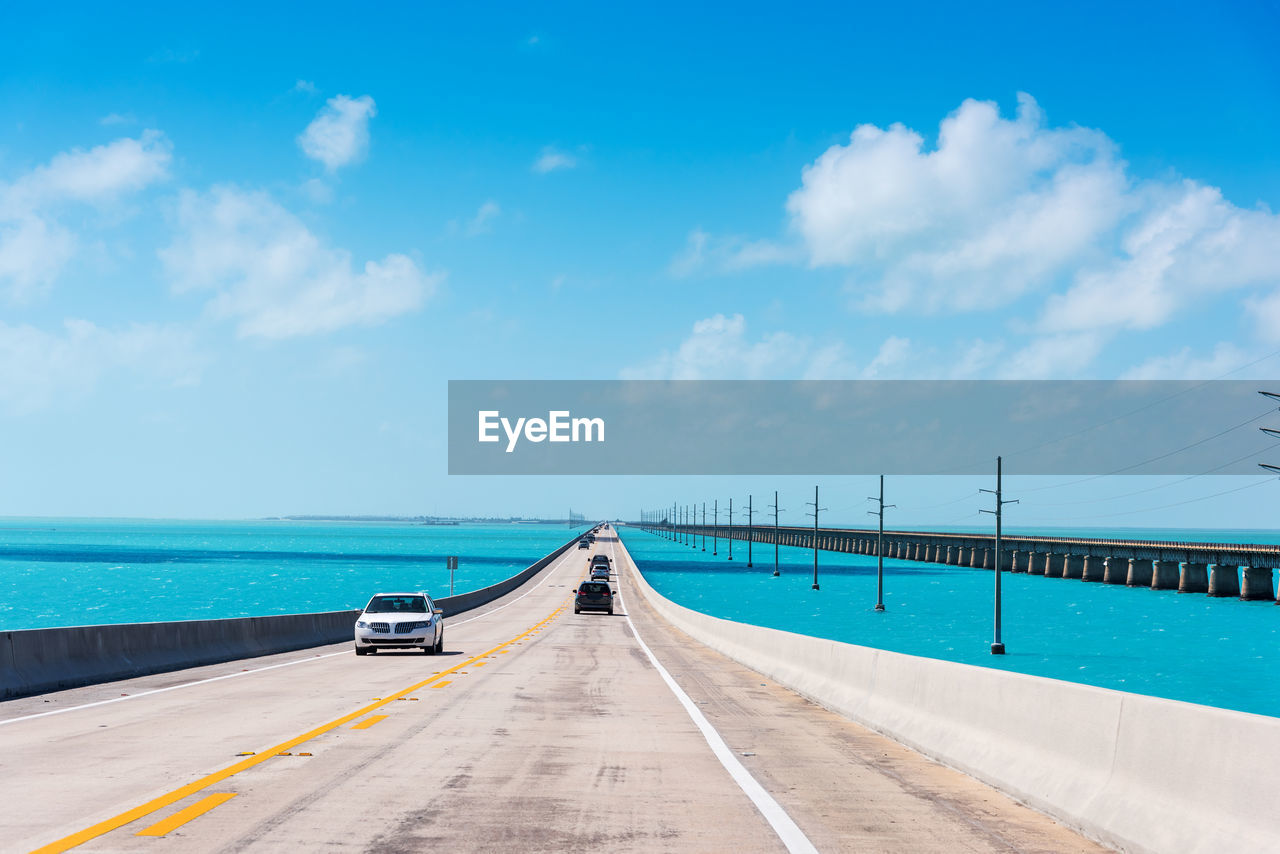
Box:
356 620 368 629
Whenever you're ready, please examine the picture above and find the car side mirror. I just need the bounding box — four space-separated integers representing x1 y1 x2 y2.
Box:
434 609 444 616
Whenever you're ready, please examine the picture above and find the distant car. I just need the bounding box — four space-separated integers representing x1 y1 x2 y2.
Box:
590 565 610 581
575 581 613 614
590 554 610 568
354 592 444 655
578 539 590 549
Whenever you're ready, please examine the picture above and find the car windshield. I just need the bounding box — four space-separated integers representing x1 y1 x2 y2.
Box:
365 595 427 613
581 583 609 594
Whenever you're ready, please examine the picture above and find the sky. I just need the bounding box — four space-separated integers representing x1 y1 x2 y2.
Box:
3 1 1280 529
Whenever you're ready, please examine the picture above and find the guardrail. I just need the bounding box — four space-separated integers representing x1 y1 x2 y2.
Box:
0 532 585 700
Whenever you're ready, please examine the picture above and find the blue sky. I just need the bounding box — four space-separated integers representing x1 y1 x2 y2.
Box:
3 1 1280 527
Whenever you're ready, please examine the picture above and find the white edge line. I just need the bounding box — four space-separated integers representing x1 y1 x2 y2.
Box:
608 536 819 854
0 544 579 727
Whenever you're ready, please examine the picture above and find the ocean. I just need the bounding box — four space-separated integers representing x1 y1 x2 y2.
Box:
0 518 585 630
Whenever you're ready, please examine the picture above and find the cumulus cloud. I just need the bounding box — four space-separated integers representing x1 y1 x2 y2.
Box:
0 319 200 414
621 313 857 380
0 131 171 299
160 186 440 339
298 94 377 171
777 93 1280 340
532 146 577 174
787 93 1130 313
1122 343 1254 380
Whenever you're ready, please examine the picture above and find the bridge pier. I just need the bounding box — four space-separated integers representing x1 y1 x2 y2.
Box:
1208 563 1241 598
1179 563 1209 594
1025 550 1043 575
1064 555 1084 579
1151 560 1180 589
1043 553 1064 578
1241 567 1274 601
945 546 955 565
1126 558 1154 587
1010 550 1025 573
1103 556 1128 584
1082 554 1105 582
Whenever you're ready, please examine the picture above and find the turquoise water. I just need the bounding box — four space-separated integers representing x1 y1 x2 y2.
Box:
620 527 1280 719
0 519 585 629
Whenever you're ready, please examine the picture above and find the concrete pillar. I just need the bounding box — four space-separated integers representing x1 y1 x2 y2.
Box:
1208 563 1241 598
1241 567 1274 601
947 545 957 565
1103 556 1128 584
1064 555 1084 579
1126 558 1154 587
1082 554 1105 582
1010 550 1025 573
1025 551 1043 575
1043 553 1064 578
1151 560 1180 590
979 548 991 570
968 547 979 568
1179 563 1208 594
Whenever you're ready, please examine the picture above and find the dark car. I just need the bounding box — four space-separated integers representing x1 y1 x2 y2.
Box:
590 554 610 567
575 581 613 614
578 539 590 549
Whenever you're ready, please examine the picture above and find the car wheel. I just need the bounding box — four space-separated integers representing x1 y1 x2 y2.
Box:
355 644 368 656
435 632 444 654
574 606 581 614
608 608 614 615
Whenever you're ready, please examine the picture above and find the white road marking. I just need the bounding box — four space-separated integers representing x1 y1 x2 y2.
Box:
0 543 581 727
607 536 819 854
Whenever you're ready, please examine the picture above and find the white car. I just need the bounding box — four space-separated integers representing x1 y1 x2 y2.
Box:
354 592 445 655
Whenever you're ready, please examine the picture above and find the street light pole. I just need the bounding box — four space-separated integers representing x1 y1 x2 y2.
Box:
713 499 719 555
727 498 734 561
745 494 753 567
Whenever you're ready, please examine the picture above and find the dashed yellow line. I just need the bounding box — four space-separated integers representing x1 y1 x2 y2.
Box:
350 715 387 730
30 604 565 853
135 793 236 837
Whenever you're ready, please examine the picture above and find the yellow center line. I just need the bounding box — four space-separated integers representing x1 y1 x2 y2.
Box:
432 681 453 689
135 793 236 837
30 604 565 854
349 715 387 730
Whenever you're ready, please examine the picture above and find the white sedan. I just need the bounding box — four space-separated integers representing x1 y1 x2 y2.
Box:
354 592 445 655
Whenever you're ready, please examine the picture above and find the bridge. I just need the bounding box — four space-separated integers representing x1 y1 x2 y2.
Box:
2 530 1277 853
645 521 1280 600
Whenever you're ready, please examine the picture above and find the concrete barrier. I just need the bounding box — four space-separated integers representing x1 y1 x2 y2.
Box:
0 533 582 700
623 542 1280 854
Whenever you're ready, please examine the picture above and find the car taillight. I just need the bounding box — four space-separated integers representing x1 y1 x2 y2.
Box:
602 590 610 596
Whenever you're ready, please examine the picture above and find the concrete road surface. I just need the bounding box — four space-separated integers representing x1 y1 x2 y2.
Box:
0 531 1108 853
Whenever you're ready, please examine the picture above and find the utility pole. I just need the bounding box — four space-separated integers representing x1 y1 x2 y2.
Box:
745 494 754 567
866 475 896 612
690 503 697 549
727 498 734 560
701 502 706 550
768 490 783 576
1260 391 1280 476
805 485 825 590
713 499 719 555
980 456 1018 655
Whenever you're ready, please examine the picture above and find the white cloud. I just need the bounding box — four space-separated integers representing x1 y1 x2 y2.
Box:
0 319 200 414
99 112 135 126
621 313 857 380
861 336 911 378
669 228 797 277
1122 343 1252 380
160 186 440 339
293 80 318 94
533 146 577 174
0 131 171 299
467 200 501 236
998 332 1105 379
297 94 377 171
787 93 1130 313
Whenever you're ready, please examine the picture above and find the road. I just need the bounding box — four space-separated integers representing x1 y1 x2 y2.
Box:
1 530 1107 852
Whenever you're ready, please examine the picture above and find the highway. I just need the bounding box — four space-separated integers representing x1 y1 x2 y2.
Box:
1 531 1106 853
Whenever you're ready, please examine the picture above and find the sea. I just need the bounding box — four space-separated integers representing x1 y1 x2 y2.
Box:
2 517 1277 718
0 518 585 630
617 525 1280 719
